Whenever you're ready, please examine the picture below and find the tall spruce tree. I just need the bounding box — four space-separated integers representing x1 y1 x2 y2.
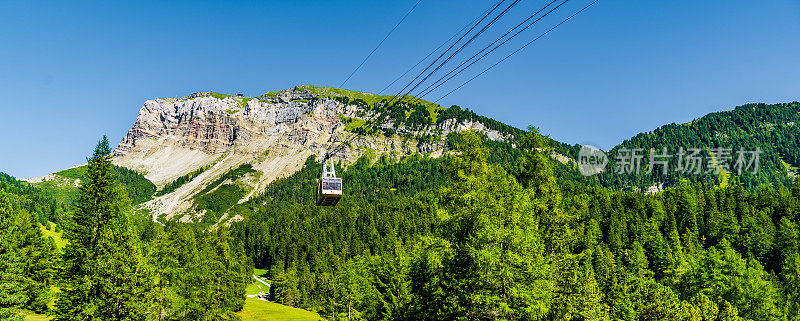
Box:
0 189 27 321
55 136 154 320
409 131 552 320
150 223 250 320
13 204 56 313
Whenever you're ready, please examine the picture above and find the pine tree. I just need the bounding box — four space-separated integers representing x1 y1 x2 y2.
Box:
55 136 154 320
782 252 800 321
409 130 553 320
629 241 650 278
550 254 610 320
158 224 249 320
0 189 27 321
13 206 55 313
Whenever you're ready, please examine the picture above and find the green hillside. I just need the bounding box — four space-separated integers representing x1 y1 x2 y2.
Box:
39 221 66 250
589 101 800 190
5 98 800 320
53 164 156 204
238 298 324 321
33 163 155 206
231 129 800 321
0 171 65 229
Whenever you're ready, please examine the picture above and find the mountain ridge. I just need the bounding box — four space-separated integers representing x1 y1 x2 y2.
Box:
109 85 516 222
23 85 800 224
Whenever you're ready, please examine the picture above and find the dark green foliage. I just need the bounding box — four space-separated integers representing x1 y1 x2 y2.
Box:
0 176 58 315
149 222 251 320
405 104 432 128
155 165 210 196
409 131 554 320
53 163 156 204
197 164 256 196
55 136 155 320
0 171 64 226
13 204 56 313
113 165 157 204
0 190 27 321
196 184 248 224
231 154 447 317
594 101 800 190
193 164 257 224
229 128 800 321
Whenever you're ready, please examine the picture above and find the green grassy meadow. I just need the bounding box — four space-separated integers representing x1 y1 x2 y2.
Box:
40 222 66 249
238 298 324 321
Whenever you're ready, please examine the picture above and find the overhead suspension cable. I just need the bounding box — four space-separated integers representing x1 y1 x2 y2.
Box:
339 0 424 88
361 0 520 149
409 0 568 102
387 0 523 107
325 0 514 158
377 0 502 95
323 0 426 160
329 0 546 158
385 0 515 107
435 0 600 102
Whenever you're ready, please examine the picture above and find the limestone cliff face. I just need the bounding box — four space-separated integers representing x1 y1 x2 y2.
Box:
112 86 513 222
116 92 329 156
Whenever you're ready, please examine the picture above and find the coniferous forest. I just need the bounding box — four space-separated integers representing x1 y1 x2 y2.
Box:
232 130 800 321
0 137 252 320
4 0 800 319
2 117 800 320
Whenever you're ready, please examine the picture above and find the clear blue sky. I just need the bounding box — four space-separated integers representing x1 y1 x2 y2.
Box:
1 0 798 178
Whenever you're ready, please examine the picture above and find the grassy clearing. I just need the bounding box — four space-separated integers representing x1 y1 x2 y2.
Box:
211 92 232 100
254 149 271 163
254 268 268 277
299 85 390 106
54 166 87 180
210 92 252 109
718 168 730 188
246 283 265 296
338 114 366 132
40 222 66 249
780 158 798 177
426 104 440 123
240 97 253 108
238 298 323 321
23 312 51 321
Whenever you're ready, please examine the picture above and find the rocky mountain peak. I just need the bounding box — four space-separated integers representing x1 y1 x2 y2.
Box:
112 85 516 222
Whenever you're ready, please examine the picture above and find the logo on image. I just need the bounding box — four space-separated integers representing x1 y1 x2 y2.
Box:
578 144 607 176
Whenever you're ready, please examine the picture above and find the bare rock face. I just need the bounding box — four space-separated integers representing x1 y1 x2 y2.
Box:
116 92 320 156
112 86 513 222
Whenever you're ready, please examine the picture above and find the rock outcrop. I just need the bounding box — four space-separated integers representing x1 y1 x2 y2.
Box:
112 86 514 222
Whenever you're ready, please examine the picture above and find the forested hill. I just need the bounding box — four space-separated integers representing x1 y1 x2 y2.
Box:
351 97 800 191
544 101 800 191
0 171 63 227
340 98 800 191
1 138 253 320
3 96 800 320
17 164 156 230
231 130 800 320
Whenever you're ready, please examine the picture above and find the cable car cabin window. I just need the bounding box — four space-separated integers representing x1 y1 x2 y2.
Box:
316 177 342 206
321 178 342 193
